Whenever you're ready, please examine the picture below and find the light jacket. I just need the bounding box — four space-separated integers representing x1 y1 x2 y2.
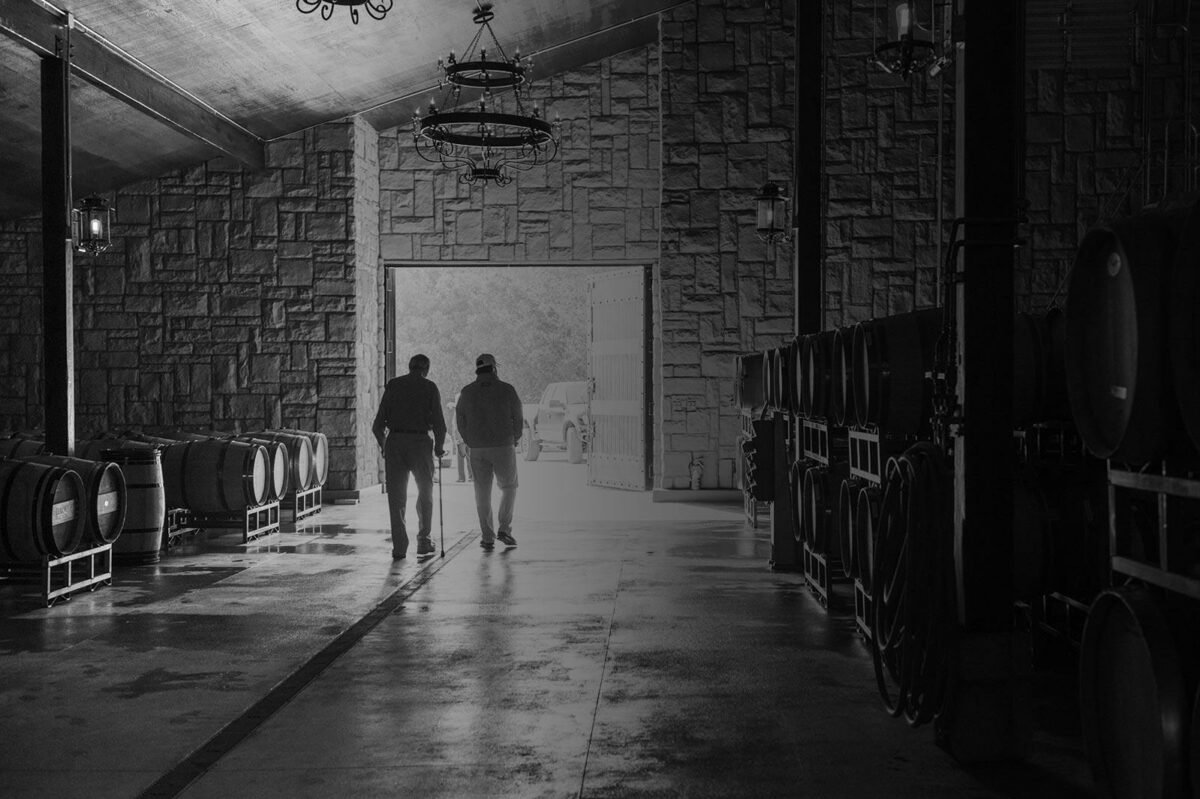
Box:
455 371 523 449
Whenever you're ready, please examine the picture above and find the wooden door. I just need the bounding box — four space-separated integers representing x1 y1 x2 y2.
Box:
587 267 649 489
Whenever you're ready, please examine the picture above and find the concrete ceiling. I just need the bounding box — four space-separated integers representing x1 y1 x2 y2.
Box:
0 0 675 219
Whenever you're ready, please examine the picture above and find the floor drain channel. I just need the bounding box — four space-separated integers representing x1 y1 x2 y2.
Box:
138 535 475 799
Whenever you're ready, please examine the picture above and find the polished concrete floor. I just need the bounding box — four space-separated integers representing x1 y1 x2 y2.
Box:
0 452 1096 798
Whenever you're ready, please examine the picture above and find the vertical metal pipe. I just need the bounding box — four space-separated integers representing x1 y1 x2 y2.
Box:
41 18 75 457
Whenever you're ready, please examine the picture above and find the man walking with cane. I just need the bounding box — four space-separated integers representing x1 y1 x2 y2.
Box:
455 353 523 551
373 354 447 560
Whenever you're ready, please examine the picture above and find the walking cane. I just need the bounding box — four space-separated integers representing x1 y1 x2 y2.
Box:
438 455 445 557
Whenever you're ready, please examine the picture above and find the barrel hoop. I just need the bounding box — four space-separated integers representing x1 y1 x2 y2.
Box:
32 466 55 556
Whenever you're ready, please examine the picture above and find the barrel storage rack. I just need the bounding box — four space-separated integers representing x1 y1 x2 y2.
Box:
799 417 846 607
257 429 327 522
0 440 119 606
186 499 281 544
2 544 113 607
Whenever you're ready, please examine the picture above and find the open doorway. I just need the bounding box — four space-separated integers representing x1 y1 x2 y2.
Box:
384 263 651 492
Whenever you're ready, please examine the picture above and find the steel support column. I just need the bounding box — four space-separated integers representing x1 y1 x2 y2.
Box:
41 31 74 456
793 0 823 337
937 0 1030 762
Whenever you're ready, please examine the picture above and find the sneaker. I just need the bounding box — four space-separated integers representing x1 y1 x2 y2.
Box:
480 539 494 551
497 531 517 548
417 538 436 557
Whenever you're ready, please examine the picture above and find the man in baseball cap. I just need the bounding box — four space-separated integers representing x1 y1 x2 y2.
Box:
455 353 523 550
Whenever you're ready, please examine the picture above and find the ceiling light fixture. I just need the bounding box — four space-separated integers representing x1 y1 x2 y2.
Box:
412 2 560 186
871 1 938 77
295 0 393 24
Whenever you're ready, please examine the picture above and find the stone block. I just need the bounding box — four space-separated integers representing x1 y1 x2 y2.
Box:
164 291 210 316
232 249 276 277
244 170 284 198
279 259 313 286
316 409 356 439
308 213 348 240
326 313 356 342
219 295 260 317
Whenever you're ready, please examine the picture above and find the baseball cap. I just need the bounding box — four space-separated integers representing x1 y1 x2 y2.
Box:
475 353 498 369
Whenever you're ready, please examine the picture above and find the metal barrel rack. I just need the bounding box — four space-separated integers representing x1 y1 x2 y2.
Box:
1015 422 1095 649
802 541 831 607
1107 460 1200 601
187 499 281 544
846 427 910 639
799 418 847 607
162 507 200 551
1 542 113 607
285 485 322 523
740 409 769 528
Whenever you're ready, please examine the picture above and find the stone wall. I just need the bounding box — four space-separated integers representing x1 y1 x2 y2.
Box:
1022 66 1141 311
0 119 382 493
657 0 795 489
822 0 951 327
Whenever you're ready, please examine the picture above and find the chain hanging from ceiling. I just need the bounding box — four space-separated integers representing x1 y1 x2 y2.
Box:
412 2 561 186
295 0 393 24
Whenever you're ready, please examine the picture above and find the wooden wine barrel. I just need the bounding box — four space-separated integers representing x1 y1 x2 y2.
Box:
785 337 804 417
1080 587 1188 799
0 459 85 561
788 460 806 545
851 309 942 434
1012 480 1049 602
773 346 791 414
762 348 778 412
233 436 290 502
854 484 882 587
1014 310 1072 428
246 431 313 494
802 330 837 420
269 428 329 488
1013 312 1045 429
736 352 766 408
75 438 159 462
831 326 856 427
1169 199 1200 458
0 435 45 459
837 477 860 578
105 449 164 564
19 454 126 546
801 465 827 551
1066 215 1182 464
161 439 269 512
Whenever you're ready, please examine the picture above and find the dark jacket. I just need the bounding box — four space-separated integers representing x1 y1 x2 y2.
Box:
372 372 447 450
455 371 523 449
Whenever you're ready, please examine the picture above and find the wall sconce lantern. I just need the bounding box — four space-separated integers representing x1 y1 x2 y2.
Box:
756 182 790 246
872 1 938 77
72 195 112 255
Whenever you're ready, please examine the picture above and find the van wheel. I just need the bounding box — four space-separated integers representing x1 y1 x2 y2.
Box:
523 425 541 461
566 426 584 464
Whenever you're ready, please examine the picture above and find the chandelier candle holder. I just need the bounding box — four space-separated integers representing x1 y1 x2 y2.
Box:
871 0 937 77
295 0 393 24
413 2 560 186
72 195 112 256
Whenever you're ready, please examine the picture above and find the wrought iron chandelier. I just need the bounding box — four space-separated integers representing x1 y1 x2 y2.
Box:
412 2 560 186
295 0 393 24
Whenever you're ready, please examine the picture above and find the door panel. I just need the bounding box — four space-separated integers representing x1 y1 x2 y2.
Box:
587 267 649 490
